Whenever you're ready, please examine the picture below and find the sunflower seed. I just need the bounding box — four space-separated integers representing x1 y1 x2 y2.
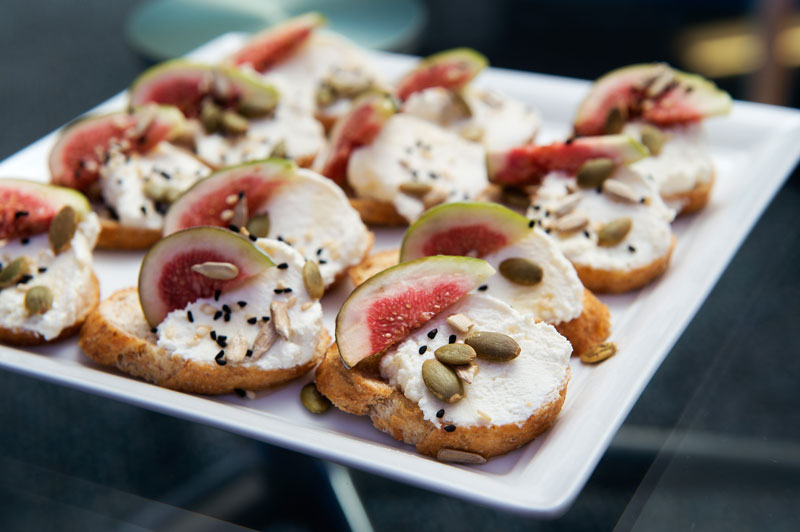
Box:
553 192 583 217
251 320 278 360
603 179 639 203
399 182 432 197
270 301 291 339
454 362 479 384
191 261 239 280
436 448 486 465
554 213 589 233
446 313 474 334
225 334 249 363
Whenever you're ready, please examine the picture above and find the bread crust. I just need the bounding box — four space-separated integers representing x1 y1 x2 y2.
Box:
573 235 676 294
0 272 100 346
315 343 569 460
96 217 162 250
79 287 328 394
662 171 714 216
347 248 399 286
348 197 407 226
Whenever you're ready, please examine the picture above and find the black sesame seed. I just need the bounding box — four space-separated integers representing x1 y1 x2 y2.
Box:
214 290 221 301
14 211 29 219
210 330 216 340
429 171 438 180
427 329 438 340
187 310 194 322
277 262 289 269
21 238 30 245
436 409 445 418
215 350 226 365
639 197 646 204
140 205 147 214
17 274 33 284
528 220 535 228
628 244 637 253
154 202 168 215
224 313 231 322
150 327 157 334
565 137 574 145
319 259 327 264
274 288 284 294
277 235 284 242
284 287 293 293
237 301 247 308
316 248 323 256
248 234 257 241
234 388 246 398
228 224 239 233
444 424 456 432
532 205 541 211
477 284 488 291
245 349 253 358
419 345 427 354
158 170 172 180
583 230 591 238
37 267 47 273
238 191 245 199
596 186 602 194
107 206 119 221
262 316 270 322
544 209 550 217
216 335 227 347
212 309 223 320
222 304 231 313
545 228 551 234
449 334 457 344
247 317 258 324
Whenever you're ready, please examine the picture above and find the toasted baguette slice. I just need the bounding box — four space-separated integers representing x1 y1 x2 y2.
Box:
663 171 714 216
96 217 162 250
315 343 569 460
348 198 407 226
347 250 610 357
574 235 676 294
80 287 328 394
0 272 100 346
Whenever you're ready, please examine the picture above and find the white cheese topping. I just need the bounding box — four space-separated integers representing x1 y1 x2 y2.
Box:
528 167 675 272
380 294 571 428
347 114 489 222
156 239 324 371
481 228 584 324
0 213 100 340
100 142 210 229
403 86 541 151
256 169 370 286
626 122 713 204
193 79 326 167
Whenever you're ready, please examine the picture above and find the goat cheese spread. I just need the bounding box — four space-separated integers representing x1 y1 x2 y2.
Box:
348 114 489 222
156 239 324 371
0 214 100 340
101 142 210 229
380 293 571 428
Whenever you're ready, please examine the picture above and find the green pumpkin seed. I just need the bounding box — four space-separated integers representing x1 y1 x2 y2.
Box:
604 106 627 134
49 205 77 253
434 343 476 366
302 260 325 299
24 285 53 314
221 110 249 135
580 342 618 364
465 331 521 362
300 382 331 414
238 91 278 118
0 257 29 288
200 99 222 133
576 158 615 189
597 217 632 247
640 125 665 156
498 258 544 286
422 359 464 403
399 181 432 197
245 213 270 238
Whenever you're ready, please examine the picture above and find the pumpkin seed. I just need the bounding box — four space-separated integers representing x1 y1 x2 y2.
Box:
191 261 239 280
399 181 432 197
302 260 324 299
143 180 168 201
0 257 29 288
24 285 53 314
246 213 270 238
436 448 486 465
238 91 278 118
576 158 615 189
465 331 520 362
580 342 618 364
200 99 222 133
554 213 589 233
602 179 639 203
597 218 632 247
221 110 249 135
498 258 543 286
434 343 476 366
269 139 287 159
603 106 627 134
422 359 464 403
454 362 478 384
301 383 331 414
49 205 77 253
640 125 665 155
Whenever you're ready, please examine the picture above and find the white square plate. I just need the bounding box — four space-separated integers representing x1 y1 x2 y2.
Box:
2 34 800 516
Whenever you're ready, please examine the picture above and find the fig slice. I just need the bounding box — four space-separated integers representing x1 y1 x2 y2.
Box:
396 48 488 101
49 105 185 191
0 179 91 240
400 201 530 262
335 256 495 368
228 12 325 73
162 158 296 235
318 91 396 186
138 226 274 327
574 63 732 136
487 134 648 186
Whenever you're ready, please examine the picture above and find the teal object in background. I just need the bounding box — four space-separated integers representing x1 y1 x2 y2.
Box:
125 0 427 59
